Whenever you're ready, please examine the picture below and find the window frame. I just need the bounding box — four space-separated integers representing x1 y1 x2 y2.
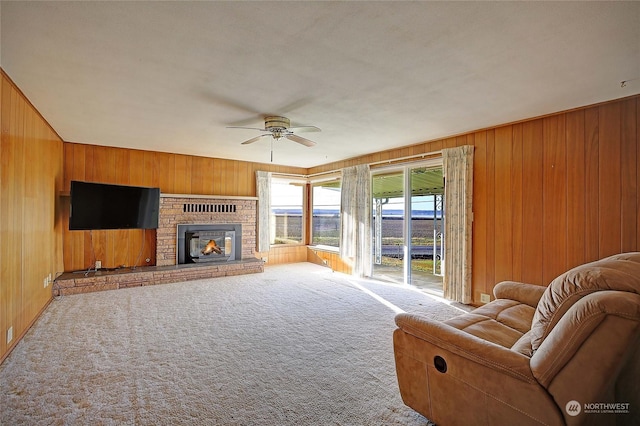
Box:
310 176 342 249
269 176 307 246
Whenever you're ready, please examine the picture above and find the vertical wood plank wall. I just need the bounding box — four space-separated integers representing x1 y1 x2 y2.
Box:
0 71 64 363
62 143 306 271
310 95 640 303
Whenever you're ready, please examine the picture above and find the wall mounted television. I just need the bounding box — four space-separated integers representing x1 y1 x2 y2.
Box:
69 181 161 230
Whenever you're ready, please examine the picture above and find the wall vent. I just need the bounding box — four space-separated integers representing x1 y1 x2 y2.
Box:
183 203 237 213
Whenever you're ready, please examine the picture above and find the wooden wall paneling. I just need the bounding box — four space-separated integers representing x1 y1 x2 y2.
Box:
228 160 240 195
63 143 74 190
129 150 146 186
510 124 524 282
112 229 130 268
114 148 130 185
92 145 115 183
22 106 39 318
637 98 640 248
127 229 142 268
566 110 587 267
83 145 95 182
484 130 496 293
53 131 65 278
598 102 622 257
82 231 94 269
92 230 107 269
0 77 4 358
9 86 26 332
521 120 544 285
621 98 637 252
62 142 86 280
69 221 84 270
202 157 215 194
91 146 114 268
173 154 192 194
155 152 175 193
471 131 488 300
190 156 206 195
1 80 18 357
61 143 76 269
237 160 249 197
493 126 514 284
220 158 232 195
72 144 86 185
212 158 223 195
542 115 567 284
584 107 600 261
113 148 132 267
142 151 157 187
144 228 157 266
34 111 52 308
1 70 64 362
127 152 145 265
441 138 451 150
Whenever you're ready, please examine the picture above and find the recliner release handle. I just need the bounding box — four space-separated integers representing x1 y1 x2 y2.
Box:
434 355 447 373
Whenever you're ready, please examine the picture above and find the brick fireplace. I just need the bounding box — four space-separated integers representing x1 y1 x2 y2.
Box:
156 195 258 266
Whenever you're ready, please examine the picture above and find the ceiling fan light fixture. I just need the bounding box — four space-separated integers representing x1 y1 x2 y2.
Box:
264 116 290 130
229 115 319 148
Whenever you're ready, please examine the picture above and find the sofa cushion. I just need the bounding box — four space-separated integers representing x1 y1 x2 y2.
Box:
530 252 640 352
444 299 536 348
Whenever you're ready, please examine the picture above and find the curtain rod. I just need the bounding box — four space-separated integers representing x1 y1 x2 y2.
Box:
271 150 443 180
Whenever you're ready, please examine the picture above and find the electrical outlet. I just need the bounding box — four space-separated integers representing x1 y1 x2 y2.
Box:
44 277 48 288
262 257 268 263
95 260 102 270
7 326 13 344
480 293 491 304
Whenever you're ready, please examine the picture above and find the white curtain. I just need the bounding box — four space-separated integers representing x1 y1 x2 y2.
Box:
442 145 474 304
256 171 271 253
340 164 371 277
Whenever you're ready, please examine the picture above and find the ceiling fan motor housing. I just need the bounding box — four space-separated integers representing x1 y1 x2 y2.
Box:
265 116 290 130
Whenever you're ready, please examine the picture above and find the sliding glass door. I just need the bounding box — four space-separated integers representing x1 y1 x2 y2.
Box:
408 166 444 292
372 171 405 282
371 161 444 293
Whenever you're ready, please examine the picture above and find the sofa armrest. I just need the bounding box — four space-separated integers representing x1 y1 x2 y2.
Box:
493 281 546 308
395 312 536 383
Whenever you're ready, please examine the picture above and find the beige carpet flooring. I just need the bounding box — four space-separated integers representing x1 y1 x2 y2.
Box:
1 262 466 425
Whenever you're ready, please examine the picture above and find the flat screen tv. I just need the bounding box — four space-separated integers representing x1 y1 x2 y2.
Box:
69 181 160 230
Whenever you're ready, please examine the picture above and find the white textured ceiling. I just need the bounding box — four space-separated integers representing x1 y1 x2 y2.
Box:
1 1 639 168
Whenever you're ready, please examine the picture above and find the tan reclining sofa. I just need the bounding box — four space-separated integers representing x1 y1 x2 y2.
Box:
393 252 640 425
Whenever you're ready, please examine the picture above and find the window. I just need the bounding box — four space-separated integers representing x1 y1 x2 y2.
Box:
311 179 341 247
270 178 305 244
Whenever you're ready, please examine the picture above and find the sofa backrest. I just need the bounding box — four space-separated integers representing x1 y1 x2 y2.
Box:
529 252 640 352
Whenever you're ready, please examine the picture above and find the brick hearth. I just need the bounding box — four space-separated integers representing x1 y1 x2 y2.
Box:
54 194 263 295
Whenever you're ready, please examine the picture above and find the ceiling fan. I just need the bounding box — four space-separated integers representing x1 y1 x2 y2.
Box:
227 115 320 147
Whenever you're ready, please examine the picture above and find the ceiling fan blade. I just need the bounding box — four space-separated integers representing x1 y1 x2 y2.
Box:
227 126 268 131
241 134 271 145
286 134 316 147
288 125 321 132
